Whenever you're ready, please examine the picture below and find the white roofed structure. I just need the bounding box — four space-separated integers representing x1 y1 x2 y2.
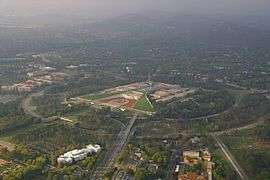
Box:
57 144 101 164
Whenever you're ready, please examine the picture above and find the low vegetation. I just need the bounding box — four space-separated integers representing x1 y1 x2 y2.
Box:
134 94 155 112
157 89 234 119
220 123 270 179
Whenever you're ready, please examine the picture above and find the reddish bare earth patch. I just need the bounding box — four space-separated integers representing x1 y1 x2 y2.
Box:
124 99 137 108
99 97 137 108
0 159 9 165
255 141 270 148
99 97 128 107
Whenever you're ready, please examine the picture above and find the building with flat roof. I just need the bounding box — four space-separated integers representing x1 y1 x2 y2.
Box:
183 151 201 165
57 144 101 164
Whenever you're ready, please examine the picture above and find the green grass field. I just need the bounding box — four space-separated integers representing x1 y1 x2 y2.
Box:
81 93 116 101
80 89 140 101
134 94 155 112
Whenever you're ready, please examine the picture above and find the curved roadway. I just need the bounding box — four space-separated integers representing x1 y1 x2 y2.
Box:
21 90 44 119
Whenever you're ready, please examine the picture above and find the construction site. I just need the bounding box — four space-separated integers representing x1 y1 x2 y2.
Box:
97 90 144 108
65 82 196 114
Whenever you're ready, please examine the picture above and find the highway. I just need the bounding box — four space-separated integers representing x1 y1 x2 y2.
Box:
91 114 138 179
165 149 181 180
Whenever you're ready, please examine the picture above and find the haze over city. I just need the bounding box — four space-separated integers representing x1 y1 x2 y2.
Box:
1 0 270 17
0 0 269 180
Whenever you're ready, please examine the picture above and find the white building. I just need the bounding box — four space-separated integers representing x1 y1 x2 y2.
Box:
57 144 101 164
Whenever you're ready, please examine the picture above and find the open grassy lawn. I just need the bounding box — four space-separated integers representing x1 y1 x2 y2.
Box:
80 89 140 101
81 93 113 100
81 92 124 101
134 94 155 112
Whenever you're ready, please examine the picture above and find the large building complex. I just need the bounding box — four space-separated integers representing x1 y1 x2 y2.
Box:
57 144 101 164
177 149 213 180
1 73 67 92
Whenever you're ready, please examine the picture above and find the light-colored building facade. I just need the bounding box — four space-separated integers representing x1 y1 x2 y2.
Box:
57 144 101 164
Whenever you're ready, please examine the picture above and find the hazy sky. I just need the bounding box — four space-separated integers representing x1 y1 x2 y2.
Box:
1 0 270 18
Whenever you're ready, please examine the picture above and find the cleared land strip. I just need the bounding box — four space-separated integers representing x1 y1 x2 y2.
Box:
211 117 269 180
214 117 267 136
91 114 138 179
157 89 196 102
212 134 249 180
